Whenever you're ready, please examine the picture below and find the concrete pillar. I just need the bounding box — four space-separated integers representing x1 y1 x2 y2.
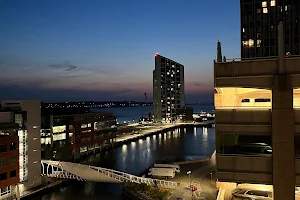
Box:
272 22 295 200
278 22 285 74
272 76 295 200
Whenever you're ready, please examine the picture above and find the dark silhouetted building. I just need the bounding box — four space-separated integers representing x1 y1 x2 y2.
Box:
241 0 300 58
153 53 185 123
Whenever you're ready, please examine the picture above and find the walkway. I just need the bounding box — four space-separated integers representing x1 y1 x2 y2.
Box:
41 160 178 189
116 122 214 143
169 160 218 200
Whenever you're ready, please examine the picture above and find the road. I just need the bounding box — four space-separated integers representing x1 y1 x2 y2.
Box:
168 161 217 200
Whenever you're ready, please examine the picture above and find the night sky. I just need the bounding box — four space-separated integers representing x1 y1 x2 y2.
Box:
0 0 240 103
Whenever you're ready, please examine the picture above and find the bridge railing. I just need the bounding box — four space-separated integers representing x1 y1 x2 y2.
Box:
89 166 178 188
41 160 178 189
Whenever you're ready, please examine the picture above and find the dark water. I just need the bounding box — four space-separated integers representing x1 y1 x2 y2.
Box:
93 104 214 123
33 126 215 200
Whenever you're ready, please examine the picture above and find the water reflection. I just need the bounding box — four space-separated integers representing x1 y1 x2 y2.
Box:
33 127 215 200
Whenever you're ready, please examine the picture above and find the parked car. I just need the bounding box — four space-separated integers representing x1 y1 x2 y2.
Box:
231 188 272 200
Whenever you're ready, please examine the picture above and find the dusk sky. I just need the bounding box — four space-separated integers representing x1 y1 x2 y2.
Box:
0 0 240 103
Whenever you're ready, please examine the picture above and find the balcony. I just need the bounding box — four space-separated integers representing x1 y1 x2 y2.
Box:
217 154 272 184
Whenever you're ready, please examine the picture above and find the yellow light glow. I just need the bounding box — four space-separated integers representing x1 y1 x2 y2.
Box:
214 87 272 109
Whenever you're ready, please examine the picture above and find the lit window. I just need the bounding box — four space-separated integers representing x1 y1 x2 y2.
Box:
249 39 254 47
257 40 262 47
242 28 245 33
270 0 276 7
262 1 267 7
263 8 268 13
242 40 249 48
285 5 288 11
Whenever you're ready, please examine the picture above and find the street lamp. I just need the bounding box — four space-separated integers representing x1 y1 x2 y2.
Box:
187 171 193 199
187 171 192 187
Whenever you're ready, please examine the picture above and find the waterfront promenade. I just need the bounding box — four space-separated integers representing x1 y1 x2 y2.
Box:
21 121 214 200
116 122 214 144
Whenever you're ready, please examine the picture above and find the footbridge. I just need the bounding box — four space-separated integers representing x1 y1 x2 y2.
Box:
41 160 178 189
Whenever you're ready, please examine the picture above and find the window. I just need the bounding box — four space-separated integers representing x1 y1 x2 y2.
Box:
0 159 6 168
10 170 16 178
0 172 7 181
270 0 276 7
81 124 87 129
10 143 16 151
0 145 6 153
0 186 10 196
255 98 271 102
10 157 16 165
249 39 254 47
241 99 250 103
263 8 268 13
262 1 267 8
257 40 262 47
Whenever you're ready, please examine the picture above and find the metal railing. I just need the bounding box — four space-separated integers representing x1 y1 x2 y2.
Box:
214 55 300 63
89 166 178 188
41 160 178 189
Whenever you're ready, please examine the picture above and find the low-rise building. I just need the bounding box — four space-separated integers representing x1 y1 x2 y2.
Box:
0 100 41 198
41 111 117 160
0 118 19 200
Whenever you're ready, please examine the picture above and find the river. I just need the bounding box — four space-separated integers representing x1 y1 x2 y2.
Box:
33 126 215 200
92 104 214 123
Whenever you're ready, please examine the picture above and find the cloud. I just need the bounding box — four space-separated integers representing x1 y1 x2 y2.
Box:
48 63 78 71
186 81 213 87
84 68 122 75
59 75 85 79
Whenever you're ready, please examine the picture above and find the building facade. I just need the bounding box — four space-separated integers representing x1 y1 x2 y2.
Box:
0 100 41 198
214 25 300 199
153 53 185 123
241 0 300 58
0 115 19 200
41 112 117 160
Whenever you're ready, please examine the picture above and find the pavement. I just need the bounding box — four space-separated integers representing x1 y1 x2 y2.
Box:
115 122 212 143
167 161 217 200
115 124 177 142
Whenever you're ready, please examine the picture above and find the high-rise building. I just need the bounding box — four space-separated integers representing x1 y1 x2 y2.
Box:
153 53 185 123
241 0 300 58
0 100 41 196
214 24 300 200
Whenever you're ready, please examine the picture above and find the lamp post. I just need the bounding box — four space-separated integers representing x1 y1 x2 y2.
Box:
187 171 193 199
187 170 192 187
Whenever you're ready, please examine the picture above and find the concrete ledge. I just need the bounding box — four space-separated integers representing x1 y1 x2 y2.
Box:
174 158 210 165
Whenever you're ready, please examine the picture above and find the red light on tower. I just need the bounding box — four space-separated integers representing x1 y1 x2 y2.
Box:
155 53 159 57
